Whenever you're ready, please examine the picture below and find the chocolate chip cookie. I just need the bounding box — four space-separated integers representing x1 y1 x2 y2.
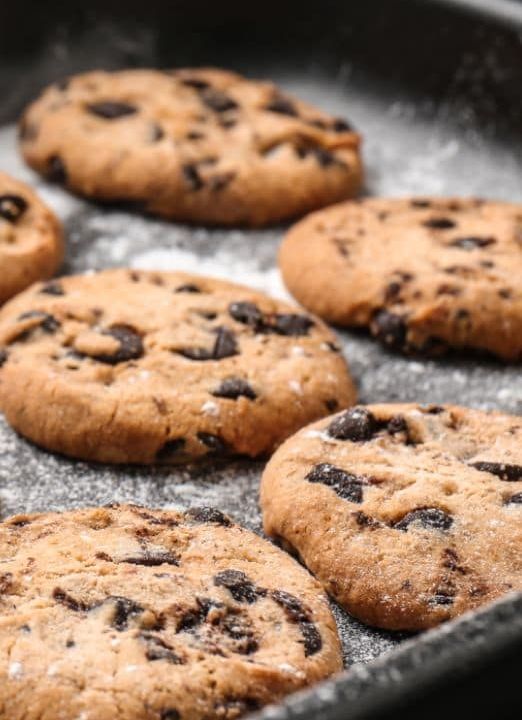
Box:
0 171 63 304
19 68 362 226
279 198 522 360
0 268 355 463
261 403 522 631
0 504 342 719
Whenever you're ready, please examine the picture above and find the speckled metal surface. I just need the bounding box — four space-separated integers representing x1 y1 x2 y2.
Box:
0 0 521 714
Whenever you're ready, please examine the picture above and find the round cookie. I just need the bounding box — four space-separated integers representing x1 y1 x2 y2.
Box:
0 504 342 720
279 197 522 360
0 171 63 304
0 268 356 463
19 68 363 226
261 403 522 631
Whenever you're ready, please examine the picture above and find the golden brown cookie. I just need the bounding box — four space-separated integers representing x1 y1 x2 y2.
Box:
0 268 356 463
0 503 342 720
0 171 63 304
19 68 363 226
279 197 522 360
261 403 522 631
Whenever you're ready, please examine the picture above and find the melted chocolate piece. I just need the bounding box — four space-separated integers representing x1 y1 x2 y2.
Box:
201 88 238 113
156 438 186 462
17 310 60 334
108 596 145 631
269 313 314 337
394 508 454 532
93 324 144 364
182 163 204 191
212 377 257 400
424 217 457 230
40 282 65 296
53 587 90 612
0 194 28 222
140 633 184 664
228 301 264 329
197 432 227 455
470 461 522 482
450 236 496 250
185 507 232 526
86 101 138 119
0 350 7 367
264 95 298 117
506 493 522 505
371 310 408 352
214 570 263 603
271 590 322 656
327 407 379 441
118 550 180 567
306 463 364 503
47 155 67 183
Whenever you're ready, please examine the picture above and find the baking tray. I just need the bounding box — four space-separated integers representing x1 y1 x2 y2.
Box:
0 0 521 717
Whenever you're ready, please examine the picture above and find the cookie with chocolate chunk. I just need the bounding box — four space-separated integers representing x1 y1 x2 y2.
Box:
20 68 362 226
279 198 522 360
0 171 63 304
0 268 355 463
261 404 522 630
0 504 341 720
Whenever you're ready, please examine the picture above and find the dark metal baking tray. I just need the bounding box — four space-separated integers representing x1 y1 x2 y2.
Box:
0 0 521 717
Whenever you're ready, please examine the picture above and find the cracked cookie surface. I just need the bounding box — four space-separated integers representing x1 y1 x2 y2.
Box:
279 197 522 360
261 403 522 630
20 68 362 226
0 268 355 463
0 504 342 720
0 171 63 304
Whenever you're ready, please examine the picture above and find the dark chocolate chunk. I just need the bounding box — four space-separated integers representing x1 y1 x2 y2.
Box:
450 236 496 250
371 310 408 351
213 327 239 359
156 438 186 462
181 77 210 90
506 493 522 505
176 597 217 632
297 144 342 168
270 313 314 337
53 587 90 612
201 88 238 113
470 461 522 482
0 194 28 222
410 199 431 208
118 550 180 567
17 310 60 334
212 377 256 400
0 350 7 368
107 596 144 631
140 633 184 664
327 407 378 441
197 432 227 455
175 283 201 293
228 301 264 329
394 507 454 532
325 398 339 412
182 163 204 191
214 570 263 603
220 612 258 654
387 415 409 435
185 507 232 526
264 95 298 117
423 217 457 230
429 592 455 606
271 590 322 656
150 123 165 142
353 511 382 529
86 101 138 119
306 463 364 503
47 155 67 183
332 118 353 132
160 710 180 720
40 281 65 296
93 324 144 364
